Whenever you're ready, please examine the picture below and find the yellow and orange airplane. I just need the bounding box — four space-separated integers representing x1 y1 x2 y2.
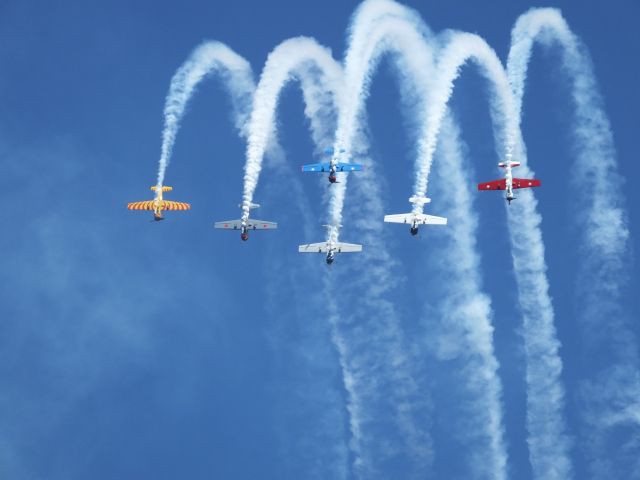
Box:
127 186 190 221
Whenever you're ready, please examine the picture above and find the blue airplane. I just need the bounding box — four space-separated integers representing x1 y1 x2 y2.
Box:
301 147 363 184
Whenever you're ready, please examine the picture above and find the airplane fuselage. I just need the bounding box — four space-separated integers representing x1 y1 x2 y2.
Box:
326 250 335 264
153 191 164 219
504 164 515 204
328 163 338 183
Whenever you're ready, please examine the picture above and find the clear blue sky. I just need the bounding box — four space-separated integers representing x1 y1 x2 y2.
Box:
0 1 638 478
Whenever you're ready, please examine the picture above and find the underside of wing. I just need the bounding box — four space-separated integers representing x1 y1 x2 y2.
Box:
127 200 154 210
162 200 191 211
334 242 362 253
384 214 413 224
246 219 277 230
301 162 331 172
512 178 541 189
214 220 242 229
299 242 328 253
415 214 447 225
478 179 507 191
335 162 363 172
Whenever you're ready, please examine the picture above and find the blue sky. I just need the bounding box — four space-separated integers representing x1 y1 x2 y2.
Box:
0 1 638 479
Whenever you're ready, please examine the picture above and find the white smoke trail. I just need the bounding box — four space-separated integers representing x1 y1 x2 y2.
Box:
426 114 507 479
326 1 515 476
411 30 572 479
152 39 349 477
413 32 519 205
155 41 255 191
234 29 430 476
327 7 439 478
329 2 433 238
509 9 637 478
241 37 343 221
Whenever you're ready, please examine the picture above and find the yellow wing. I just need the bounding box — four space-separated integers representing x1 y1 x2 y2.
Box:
127 200 155 210
160 200 190 211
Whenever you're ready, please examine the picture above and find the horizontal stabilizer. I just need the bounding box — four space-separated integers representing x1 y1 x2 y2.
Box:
409 195 430 205
498 161 521 168
238 202 260 209
298 242 362 253
151 185 173 192
384 213 447 225
323 147 346 156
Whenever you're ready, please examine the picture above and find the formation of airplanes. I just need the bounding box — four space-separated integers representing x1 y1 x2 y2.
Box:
128 150 541 264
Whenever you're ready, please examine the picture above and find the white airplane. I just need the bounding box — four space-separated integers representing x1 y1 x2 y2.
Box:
298 225 362 265
214 202 277 241
384 196 447 236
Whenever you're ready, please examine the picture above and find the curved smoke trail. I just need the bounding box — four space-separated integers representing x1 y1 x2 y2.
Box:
155 41 255 191
152 39 349 478
241 37 343 220
326 1 510 477
411 29 572 479
328 9 438 479
238 25 437 477
509 9 637 478
329 2 433 238
413 32 519 203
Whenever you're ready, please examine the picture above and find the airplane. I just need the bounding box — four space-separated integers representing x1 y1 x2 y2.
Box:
301 147 363 184
384 195 447 236
127 185 190 221
214 202 277 241
298 225 362 265
477 156 541 204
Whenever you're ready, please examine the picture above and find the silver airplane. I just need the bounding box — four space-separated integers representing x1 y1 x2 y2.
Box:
298 225 362 265
214 202 277 241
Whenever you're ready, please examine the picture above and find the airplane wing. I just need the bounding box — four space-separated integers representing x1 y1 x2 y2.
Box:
478 179 507 190
384 213 447 225
299 242 329 253
214 220 243 229
384 213 413 224
161 200 190 211
298 242 362 253
512 178 541 189
301 162 331 172
335 162 363 172
334 242 362 253
127 200 154 210
246 219 277 230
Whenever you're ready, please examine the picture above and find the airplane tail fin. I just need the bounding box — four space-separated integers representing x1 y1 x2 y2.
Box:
151 186 172 192
409 195 431 206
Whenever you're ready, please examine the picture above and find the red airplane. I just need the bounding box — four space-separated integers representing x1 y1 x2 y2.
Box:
478 158 540 204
